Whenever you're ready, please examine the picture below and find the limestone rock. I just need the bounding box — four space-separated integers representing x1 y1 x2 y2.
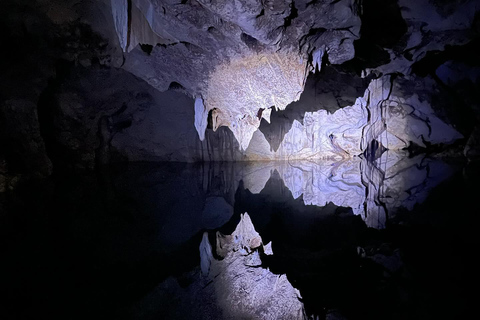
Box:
228 212 263 254
113 0 465 153
132 211 304 319
240 161 276 193
244 75 463 160
245 98 369 161
263 241 274 255
245 153 458 229
362 150 458 228
117 0 361 149
365 0 478 75
194 97 208 141
204 52 308 150
111 0 128 51
41 69 465 165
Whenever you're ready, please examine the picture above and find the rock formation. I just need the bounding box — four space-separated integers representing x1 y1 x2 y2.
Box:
2 1 480 319
117 0 362 149
203 52 308 150
2 0 479 187
244 75 463 160
112 0 476 152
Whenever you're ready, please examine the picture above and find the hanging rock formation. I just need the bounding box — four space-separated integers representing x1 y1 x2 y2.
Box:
116 0 362 149
203 52 308 150
244 75 463 160
35 70 464 168
1 0 479 186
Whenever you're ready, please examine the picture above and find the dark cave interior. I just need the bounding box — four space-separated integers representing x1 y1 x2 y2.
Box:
1 1 480 319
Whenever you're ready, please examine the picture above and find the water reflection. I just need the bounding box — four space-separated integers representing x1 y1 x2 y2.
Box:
240 150 457 229
1 154 467 319
111 153 459 319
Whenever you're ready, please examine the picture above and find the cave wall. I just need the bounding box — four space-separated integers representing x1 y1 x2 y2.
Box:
32 67 464 169
1 0 480 191
117 0 362 147
0 0 124 189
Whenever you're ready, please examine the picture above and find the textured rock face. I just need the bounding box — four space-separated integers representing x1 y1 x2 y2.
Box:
117 0 361 149
245 101 367 160
360 150 458 228
0 0 124 185
244 75 463 160
39 71 464 167
362 75 464 150
195 212 304 319
1 0 479 180
366 0 479 75
109 0 478 151
204 52 308 149
130 209 304 319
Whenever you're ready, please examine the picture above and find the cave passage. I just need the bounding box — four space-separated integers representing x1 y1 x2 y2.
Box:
2 0 480 319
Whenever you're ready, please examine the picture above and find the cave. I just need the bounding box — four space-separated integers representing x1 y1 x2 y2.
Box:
1 0 480 319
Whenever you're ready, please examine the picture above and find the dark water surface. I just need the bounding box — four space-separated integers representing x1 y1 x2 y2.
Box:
1 155 479 319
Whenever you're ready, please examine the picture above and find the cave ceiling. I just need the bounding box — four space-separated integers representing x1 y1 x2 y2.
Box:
112 0 478 150
1 0 479 183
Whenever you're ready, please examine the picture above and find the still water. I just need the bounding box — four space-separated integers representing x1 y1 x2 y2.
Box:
1 152 479 319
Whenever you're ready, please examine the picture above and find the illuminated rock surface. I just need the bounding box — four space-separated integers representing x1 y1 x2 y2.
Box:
244 76 463 160
203 52 308 150
2 158 478 319
117 0 361 149
2 0 479 182
33 70 463 169
1 1 480 318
